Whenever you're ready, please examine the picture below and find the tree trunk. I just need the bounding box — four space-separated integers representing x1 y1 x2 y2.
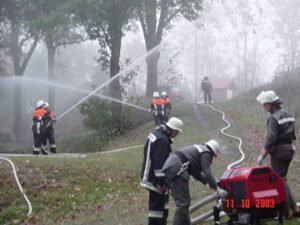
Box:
13 76 22 141
109 23 123 115
11 22 22 141
146 49 160 96
46 40 56 110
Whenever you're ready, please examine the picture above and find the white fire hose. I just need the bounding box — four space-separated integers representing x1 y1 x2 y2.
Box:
0 156 32 217
0 143 142 220
190 103 246 224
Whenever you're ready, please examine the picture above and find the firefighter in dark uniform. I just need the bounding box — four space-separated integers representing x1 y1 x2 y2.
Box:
201 76 213 104
140 117 183 225
161 91 171 123
32 100 46 155
150 91 165 128
162 140 227 225
256 90 300 217
41 102 56 154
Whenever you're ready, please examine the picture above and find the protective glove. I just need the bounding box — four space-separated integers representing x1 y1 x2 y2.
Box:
156 185 166 194
217 187 227 199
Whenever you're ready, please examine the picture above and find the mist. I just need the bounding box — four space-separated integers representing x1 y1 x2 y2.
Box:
1 0 300 147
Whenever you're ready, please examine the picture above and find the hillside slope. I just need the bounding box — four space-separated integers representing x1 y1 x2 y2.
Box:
1 87 300 225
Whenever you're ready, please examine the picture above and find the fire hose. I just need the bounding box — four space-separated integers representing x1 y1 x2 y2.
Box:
189 103 246 224
0 143 143 220
0 156 32 217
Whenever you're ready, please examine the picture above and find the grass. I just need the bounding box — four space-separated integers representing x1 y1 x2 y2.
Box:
1 100 300 225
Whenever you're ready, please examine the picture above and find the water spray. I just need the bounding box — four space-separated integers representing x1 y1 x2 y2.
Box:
50 17 204 121
56 43 162 120
14 77 149 117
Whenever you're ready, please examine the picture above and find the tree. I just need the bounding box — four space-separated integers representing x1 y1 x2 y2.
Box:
0 0 38 141
272 0 300 71
137 0 202 96
22 0 85 109
75 0 137 111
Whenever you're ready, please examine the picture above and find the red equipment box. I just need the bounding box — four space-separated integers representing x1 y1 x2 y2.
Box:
218 166 287 224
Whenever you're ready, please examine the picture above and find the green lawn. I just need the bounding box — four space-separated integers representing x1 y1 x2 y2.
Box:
1 102 299 225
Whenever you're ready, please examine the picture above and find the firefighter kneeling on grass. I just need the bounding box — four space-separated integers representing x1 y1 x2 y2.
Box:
41 102 56 154
162 140 227 225
140 117 183 225
32 100 47 155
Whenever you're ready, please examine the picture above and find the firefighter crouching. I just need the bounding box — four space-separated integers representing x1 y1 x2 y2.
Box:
32 100 47 155
150 91 165 128
162 140 227 225
256 90 300 217
41 102 56 154
140 117 183 225
161 91 171 123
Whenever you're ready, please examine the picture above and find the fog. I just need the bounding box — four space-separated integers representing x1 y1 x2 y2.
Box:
1 0 300 147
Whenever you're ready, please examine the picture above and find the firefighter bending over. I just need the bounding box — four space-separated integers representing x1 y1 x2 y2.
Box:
256 90 300 217
150 91 165 128
41 102 57 154
162 140 227 225
140 117 183 225
161 91 171 123
32 100 46 155
201 76 213 104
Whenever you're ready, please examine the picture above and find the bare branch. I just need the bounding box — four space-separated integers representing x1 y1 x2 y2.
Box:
20 36 38 74
99 24 112 49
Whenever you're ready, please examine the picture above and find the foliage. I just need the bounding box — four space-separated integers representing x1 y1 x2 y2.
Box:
272 0 300 71
21 0 84 48
137 0 202 95
79 96 149 150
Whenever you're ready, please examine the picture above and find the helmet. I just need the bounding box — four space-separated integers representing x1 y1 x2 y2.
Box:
206 140 220 156
166 117 183 132
153 91 160 98
44 102 49 108
161 91 167 96
256 90 282 104
36 100 45 108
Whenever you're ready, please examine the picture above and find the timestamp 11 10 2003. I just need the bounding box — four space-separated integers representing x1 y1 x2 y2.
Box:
225 198 275 209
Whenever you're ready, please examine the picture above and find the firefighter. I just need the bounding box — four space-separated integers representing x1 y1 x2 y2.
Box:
162 140 227 225
161 91 171 123
41 102 56 154
201 76 213 104
150 91 165 128
32 100 46 155
140 117 183 225
256 90 300 217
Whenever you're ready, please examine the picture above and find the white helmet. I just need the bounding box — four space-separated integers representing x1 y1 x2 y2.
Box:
161 91 167 96
206 140 220 156
44 102 49 108
166 117 183 132
36 100 45 108
153 91 160 98
256 90 282 104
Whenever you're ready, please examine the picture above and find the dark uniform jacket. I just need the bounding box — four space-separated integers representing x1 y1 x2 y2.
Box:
163 144 218 190
140 126 172 191
265 108 296 160
41 111 55 133
201 80 212 92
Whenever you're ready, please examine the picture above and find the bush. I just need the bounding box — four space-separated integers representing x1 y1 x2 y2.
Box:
79 97 150 151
